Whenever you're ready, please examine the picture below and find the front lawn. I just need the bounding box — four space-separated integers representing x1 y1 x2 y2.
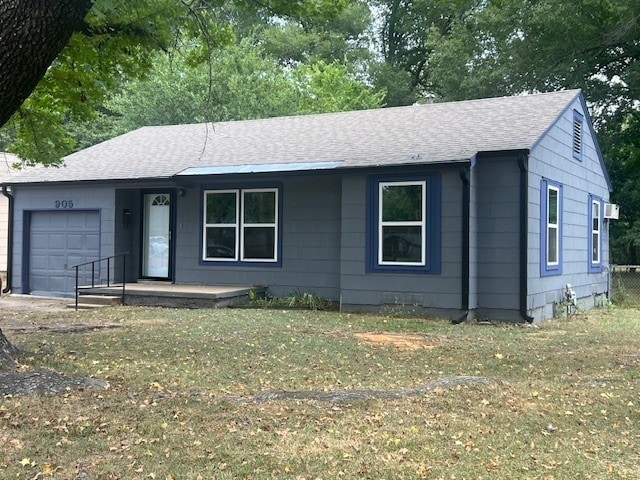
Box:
1 307 639 479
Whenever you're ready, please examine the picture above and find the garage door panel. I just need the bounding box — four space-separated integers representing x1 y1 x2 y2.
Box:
49 276 68 293
31 257 48 274
49 234 66 250
86 215 100 228
31 233 50 249
49 255 66 270
86 234 100 250
29 211 101 296
30 274 48 292
67 234 84 249
49 215 67 228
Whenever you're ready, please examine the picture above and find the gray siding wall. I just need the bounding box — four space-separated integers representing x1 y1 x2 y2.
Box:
114 189 140 282
10 185 116 294
174 175 342 299
339 169 464 315
528 98 610 320
474 156 521 320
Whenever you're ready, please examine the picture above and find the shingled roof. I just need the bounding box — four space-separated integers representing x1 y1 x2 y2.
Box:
6 89 582 184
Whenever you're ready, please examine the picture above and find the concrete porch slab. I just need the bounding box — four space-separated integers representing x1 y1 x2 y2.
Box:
78 283 264 308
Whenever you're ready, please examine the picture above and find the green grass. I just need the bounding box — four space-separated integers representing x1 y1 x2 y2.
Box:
1 307 639 479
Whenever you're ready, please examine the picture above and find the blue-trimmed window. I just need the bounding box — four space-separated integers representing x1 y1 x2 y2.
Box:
203 186 280 264
572 110 583 161
588 194 603 272
540 179 562 277
367 174 441 274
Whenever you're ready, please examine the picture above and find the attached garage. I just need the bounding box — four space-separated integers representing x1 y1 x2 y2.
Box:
26 210 100 296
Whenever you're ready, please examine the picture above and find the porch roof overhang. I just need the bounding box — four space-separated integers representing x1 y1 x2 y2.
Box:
175 160 344 177
174 157 472 179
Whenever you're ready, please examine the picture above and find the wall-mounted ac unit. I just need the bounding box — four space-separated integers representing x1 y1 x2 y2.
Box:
604 203 619 220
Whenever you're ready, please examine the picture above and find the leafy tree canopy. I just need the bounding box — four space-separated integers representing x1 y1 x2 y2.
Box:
0 0 349 164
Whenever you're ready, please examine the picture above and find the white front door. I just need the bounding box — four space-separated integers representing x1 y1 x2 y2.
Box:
142 193 171 278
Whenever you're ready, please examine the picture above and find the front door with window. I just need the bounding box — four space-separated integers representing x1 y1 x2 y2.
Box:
142 192 172 279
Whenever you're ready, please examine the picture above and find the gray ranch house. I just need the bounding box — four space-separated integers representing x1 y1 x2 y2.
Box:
1 90 613 322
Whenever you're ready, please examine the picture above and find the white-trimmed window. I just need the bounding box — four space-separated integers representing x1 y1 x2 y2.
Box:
546 185 560 266
591 199 600 263
378 181 426 266
540 179 562 277
203 188 278 262
588 195 602 272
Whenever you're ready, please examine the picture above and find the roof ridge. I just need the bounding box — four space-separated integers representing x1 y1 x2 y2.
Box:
132 89 583 132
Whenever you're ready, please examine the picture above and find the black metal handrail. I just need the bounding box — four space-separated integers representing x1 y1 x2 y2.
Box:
69 252 129 311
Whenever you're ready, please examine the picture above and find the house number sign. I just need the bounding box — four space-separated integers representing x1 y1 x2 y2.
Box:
54 200 74 209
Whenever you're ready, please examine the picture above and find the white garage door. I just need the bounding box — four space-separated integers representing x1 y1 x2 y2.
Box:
29 210 100 295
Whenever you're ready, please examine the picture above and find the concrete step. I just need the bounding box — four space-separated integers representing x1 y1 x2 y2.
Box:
66 303 112 310
67 294 123 309
77 294 122 306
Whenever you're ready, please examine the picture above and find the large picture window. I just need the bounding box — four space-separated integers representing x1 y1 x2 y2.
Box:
540 179 562 277
367 174 441 274
588 195 602 272
203 187 279 263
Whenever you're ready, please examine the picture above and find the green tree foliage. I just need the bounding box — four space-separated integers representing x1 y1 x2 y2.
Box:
371 0 640 263
66 41 383 149
368 0 480 106
293 60 386 113
422 0 640 263
600 112 640 263
0 0 349 164
425 0 640 113
259 0 373 66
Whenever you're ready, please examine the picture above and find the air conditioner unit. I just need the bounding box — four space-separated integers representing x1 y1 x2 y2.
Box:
604 203 619 220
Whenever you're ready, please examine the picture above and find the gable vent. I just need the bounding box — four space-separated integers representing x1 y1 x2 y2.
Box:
572 117 582 155
572 110 583 160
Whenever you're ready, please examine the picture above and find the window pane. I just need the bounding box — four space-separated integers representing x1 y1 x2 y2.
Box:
382 226 422 263
547 226 558 263
592 203 599 231
243 227 275 259
205 227 236 258
547 189 558 224
382 184 422 222
592 233 599 262
206 192 236 224
244 191 276 224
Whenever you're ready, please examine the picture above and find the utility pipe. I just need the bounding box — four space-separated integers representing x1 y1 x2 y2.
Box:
517 154 534 323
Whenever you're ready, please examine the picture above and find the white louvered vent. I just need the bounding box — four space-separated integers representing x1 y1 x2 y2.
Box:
573 117 582 155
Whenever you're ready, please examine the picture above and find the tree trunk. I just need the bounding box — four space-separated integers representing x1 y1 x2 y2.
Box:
0 327 18 369
0 0 93 127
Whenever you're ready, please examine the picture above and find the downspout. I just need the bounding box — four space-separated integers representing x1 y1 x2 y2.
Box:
517 154 534 323
452 166 470 324
1 185 13 294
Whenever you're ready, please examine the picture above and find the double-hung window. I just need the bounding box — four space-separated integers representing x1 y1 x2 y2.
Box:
588 195 602 272
379 181 425 265
541 179 562 276
367 174 441 274
203 187 279 263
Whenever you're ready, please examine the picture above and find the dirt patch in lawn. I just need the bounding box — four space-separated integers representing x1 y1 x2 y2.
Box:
354 332 443 350
0 295 125 333
0 295 117 396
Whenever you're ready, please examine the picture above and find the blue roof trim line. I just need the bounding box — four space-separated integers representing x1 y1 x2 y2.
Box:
176 161 344 176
